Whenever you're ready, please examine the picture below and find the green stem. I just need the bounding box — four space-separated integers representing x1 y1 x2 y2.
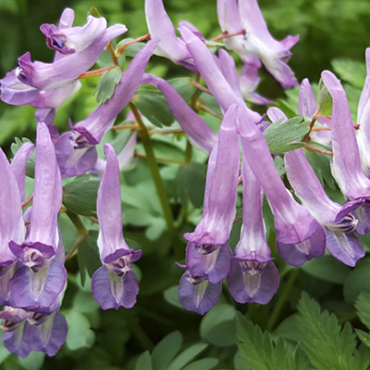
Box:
267 269 299 331
129 103 180 255
65 210 89 261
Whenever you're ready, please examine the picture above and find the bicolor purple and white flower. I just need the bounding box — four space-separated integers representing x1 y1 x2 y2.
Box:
227 158 279 304
92 144 142 310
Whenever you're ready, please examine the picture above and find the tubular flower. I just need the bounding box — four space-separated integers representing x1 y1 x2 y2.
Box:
321 71 370 235
183 104 240 284
92 144 142 310
227 158 279 304
269 107 364 267
237 104 326 266
55 39 158 178
141 73 218 154
145 0 193 68
8 122 66 313
217 0 298 88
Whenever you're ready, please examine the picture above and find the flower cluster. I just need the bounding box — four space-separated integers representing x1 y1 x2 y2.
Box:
0 0 369 358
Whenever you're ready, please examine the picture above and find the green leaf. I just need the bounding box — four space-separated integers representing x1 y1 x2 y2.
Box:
332 59 366 89
182 358 219 370
166 343 208 370
163 285 183 309
89 6 101 17
63 176 100 217
303 143 337 190
135 351 153 370
236 312 309 370
174 163 207 208
356 330 370 348
300 255 351 284
168 77 197 101
95 67 122 104
77 230 101 287
355 292 370 330
263 116 309 154
297 292 370 370
17 352 44 370
343 258 370 303
116 38 145 57
316 78 333 117
152 331 183 370
132 90 175 127
200 304 236 347
64 310 95 350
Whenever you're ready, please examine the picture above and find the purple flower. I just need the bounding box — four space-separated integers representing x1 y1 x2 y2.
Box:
1 307 68 357
183 105 240 284
178 271 222 315
321 70 370 235
236 104 326 266
141 73 217 154
16 11 127 91
227 159 279 304
356 48 370 177
55 39 158 178
8 122 66 312
145 0 193 68
268 106 364 267
91 144 142 310
217 0 299 88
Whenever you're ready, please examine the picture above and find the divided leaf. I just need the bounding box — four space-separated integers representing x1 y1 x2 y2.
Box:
95 67 122 104
297 293 370 370
263 116 309 154
236 312 309 370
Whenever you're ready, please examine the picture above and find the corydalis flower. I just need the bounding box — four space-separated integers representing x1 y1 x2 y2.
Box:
16 10 127 91
1 306 67 357
92 144 142 310
227 159 279 304
268 107 364 267
183 105 240 284
8 122 66 313
321 71 370 235
55 39 158 178
145 0 193 68
217 0 298 88
236 104 326 266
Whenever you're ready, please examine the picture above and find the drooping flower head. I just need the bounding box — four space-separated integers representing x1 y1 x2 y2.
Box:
92 144 142 310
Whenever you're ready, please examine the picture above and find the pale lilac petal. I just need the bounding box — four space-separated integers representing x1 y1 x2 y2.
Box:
321 70 370 199
237 104 325 265
141 73 217 154
145 0 191 64
178 21 206 42
97 144 130 261
55 131 98 178
8 260 67 313
227 260 279 304
325 229 364 267
298 78 316 117
2 320 32 358
92 266 139 309
184 105 240 244
358 48 370 122
178 271 222 315
10 142 34 201
0 148 24 267
185 242 232 284
74 40 158 144
218 49 243 99
28 311 68 356
0 69 38 105
179 26 255 115
26 122 62 253
238 0 298 88
17 23 127 90
239 63 273 105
